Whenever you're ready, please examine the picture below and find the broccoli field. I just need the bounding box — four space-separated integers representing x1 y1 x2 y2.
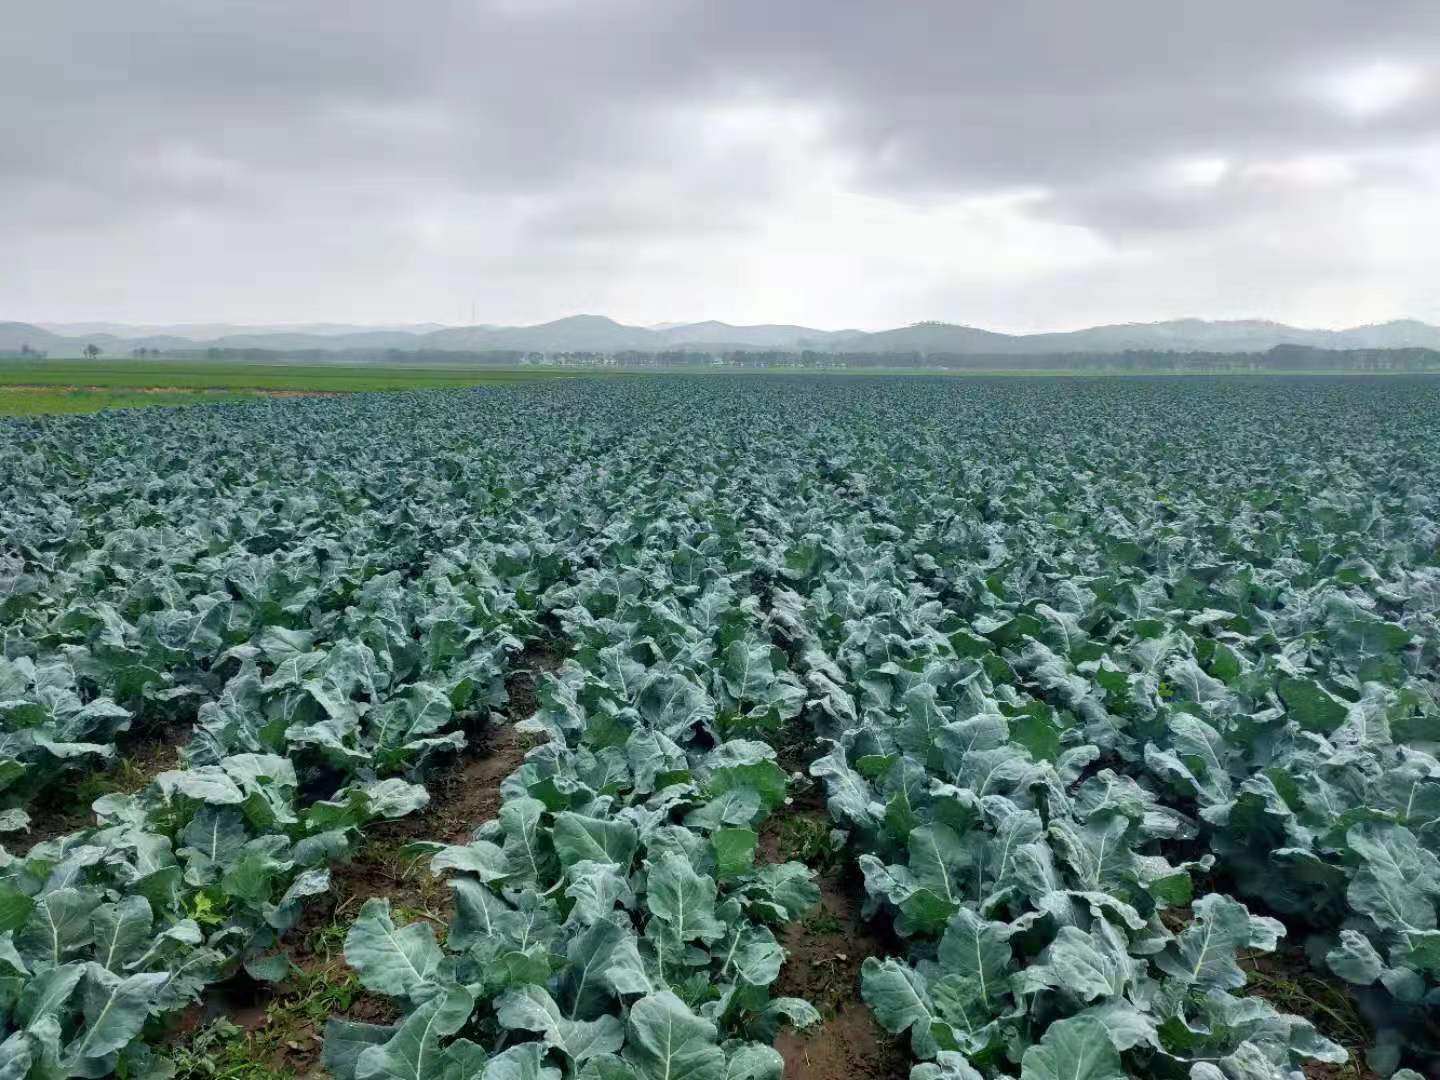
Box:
1 374 1437 1080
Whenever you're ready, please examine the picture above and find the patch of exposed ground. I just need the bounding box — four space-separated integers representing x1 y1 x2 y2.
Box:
18 800 92 850
445 640 561 830
19 719 191 849
376 720 538 848
773 715 823 780
168 927 399 1079
167 720 527 1079
762 799 910 1080
288 715 539 942
1239 945 1383 1080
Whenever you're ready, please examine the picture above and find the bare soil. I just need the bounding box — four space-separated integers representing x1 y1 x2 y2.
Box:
1239 945 1382 1080
762 803 910 1080
20 801 92 849
20 719 190 849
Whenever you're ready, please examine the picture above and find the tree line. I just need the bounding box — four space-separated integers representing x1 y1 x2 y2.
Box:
10 343 1440 371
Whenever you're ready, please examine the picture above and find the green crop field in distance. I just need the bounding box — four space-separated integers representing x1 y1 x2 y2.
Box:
0 387 264 416
0 359 612 414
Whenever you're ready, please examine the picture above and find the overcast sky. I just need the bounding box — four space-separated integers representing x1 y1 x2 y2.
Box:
4 1 1439 332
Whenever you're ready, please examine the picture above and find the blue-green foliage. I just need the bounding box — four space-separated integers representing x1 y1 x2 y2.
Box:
2 376 1438 1078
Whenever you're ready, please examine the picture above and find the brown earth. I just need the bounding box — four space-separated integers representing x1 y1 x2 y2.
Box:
19 719 191 849
1239 945 1382 1080
19 801 92 850
762 804 910 1080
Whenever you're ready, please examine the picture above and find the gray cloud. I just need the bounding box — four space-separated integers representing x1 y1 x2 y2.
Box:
3 1 1439 329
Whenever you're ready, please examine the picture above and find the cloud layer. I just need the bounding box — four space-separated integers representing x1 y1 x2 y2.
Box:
4 1 1439 330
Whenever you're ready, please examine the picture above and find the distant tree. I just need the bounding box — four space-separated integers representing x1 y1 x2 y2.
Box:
83 344 101 360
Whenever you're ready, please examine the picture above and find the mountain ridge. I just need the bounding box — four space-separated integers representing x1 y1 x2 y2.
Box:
4 316 1439 356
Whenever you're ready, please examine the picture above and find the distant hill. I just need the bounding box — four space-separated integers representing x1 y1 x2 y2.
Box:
1 322 435 353
1331 319 1440 349
424 315 658 352
1020 318 1440 354
6 315 1440 357
0 322 68 352
842 321 1024 354
139 330 428 350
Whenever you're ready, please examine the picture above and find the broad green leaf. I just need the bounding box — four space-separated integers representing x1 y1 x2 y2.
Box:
1277 678 1347 735
440 1038 489 1080
646 854 725 944
355 988 474 1080
714 924 784 986
0 885 35 933
178 806 249 882
1345 823 1439 932
564 861 635 927
1155 893 1284 990
711 828 757 882
1019 1015 1125 1080
1048 815 1134 894
496 984 624 1062
17 888 101 966
480 1042 561 1080
346 898 444 1002
861 956 947 1059
750 862 819 921
16 962 85 1027
321 1019 396 1080
64 964 168 1067
501 797 557 884
431 841 512 883
157 766 246 805
623 991 725 1080
707 761 788 814
911 1052 985 1080
907 824 968 908
553 813 639 870
91 896 152 972
934 908 1015 1017
1325 930 1383 985
1014 924 1135 1004
559 919 651 1020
